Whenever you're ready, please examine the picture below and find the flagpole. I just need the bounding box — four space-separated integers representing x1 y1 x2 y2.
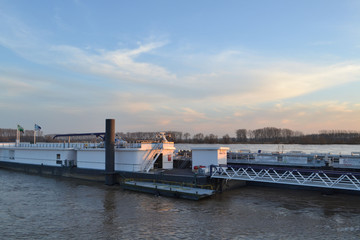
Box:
34 124 42 145
16 128 19 146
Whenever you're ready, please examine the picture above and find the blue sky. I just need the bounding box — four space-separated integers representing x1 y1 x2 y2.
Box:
1 0 360 136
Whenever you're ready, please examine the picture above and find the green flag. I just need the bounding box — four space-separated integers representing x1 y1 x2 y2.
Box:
17 124 24 133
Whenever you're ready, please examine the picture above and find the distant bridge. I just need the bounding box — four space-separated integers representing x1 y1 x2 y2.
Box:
210 165 360 191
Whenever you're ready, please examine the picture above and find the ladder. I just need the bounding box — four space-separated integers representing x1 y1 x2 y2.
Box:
143 143 162 172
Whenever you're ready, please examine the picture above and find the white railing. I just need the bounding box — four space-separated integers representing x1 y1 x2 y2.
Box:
210 165 360 191
0 143 16 148
142 143 162 172
1 141 153 150
0 142 101 149
144 150 163 173
116 142 142 148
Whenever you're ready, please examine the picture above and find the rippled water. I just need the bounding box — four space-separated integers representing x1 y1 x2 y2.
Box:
1 169 360 240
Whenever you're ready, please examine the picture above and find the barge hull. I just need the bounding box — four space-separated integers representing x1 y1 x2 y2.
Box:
0 161 209 186
122 181 214 200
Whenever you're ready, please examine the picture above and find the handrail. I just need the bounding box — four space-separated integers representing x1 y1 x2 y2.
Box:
210 165 360 191
141 143 162 172
145 149 163 173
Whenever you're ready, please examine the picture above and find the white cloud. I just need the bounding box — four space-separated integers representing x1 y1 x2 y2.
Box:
2 11 360 107
313 101 355 113
48 42 177 87
179 108 207 123
1 11 360 134
309 41 334 46
182 59 360 108
229 101 360 133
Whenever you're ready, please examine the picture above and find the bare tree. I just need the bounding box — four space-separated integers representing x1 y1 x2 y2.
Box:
222 134 231 144
193 133 204 143
236 129 247 142
184 132 191 142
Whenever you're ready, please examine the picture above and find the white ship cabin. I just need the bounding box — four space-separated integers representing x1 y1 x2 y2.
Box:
192 147 229 173
0 141 176 172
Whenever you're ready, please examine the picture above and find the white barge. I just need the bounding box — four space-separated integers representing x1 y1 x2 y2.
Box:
0 140 216 199
227 151 360 169
0 119 179 181
0 141 176 172
0 119 216 200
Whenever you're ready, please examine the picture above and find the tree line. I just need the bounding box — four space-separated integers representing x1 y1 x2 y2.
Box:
0 128 50 143
119 128 360 144
1 127 360 144
234 128 360 144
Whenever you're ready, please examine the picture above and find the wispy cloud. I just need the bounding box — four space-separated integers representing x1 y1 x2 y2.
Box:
309 41 334 46
227 101 360 134
179 107 207 123
2 10 360 107
179 57 360 107
1 10 360 134
0 10 46 58
49 42 177 85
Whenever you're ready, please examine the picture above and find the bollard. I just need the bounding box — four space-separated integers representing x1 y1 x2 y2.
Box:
105 119 116 185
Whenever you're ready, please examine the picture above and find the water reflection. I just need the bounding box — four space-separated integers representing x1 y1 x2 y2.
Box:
1 169 360 239
103 189 116 226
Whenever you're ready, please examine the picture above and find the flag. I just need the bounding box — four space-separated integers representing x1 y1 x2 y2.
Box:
34 124 42 131
17 124 24 133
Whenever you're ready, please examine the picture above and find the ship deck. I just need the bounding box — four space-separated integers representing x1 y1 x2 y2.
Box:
122 180 215 200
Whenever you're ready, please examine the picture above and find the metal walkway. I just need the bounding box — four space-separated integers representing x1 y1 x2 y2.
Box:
210 165 360 191
122 180 215 200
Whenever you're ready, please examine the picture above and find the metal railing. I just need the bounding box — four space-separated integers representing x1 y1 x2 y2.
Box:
142 143 162 172
210 165 360 191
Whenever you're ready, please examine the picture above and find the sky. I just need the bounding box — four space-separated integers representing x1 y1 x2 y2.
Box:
1 0 360 137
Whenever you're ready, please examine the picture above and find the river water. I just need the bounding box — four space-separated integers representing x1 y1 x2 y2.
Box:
1 144 360 239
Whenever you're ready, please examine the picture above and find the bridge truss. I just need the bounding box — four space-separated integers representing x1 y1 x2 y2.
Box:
210 165 360 191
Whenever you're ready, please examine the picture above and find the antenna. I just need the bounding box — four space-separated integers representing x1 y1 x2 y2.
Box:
157 132 169 142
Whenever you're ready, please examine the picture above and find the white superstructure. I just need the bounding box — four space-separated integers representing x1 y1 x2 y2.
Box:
192 147 229 173
0 141 176 172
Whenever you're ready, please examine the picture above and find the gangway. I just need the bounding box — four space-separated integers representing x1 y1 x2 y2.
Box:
210 165 360 191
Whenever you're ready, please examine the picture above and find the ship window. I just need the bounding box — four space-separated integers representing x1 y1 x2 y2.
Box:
56 160 62 164
56 154 61 160
9 150 15 160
